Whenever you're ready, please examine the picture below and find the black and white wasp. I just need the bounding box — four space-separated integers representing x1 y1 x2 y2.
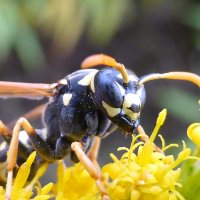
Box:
0 54 200 199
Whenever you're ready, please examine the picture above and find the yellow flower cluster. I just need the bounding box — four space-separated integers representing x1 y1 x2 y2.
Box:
102 109 189 200
53 109 190 200
53 161 101 200
0 109 194 200
0 152 53 200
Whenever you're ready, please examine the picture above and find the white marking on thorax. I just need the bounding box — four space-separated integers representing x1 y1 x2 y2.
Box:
123 93 141 120
0 141 6 151
114 81 125 96
102 101 121 117
63 93 72 106
19 131 31 148
78 70 98 86
129 75 138 82
90 74 95 93
40 128 48 140
59 79 68 85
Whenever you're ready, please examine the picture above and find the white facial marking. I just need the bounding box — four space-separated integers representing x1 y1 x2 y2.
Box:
40 128 48 140
59 79 68 85
78 71 98 86
102 101 121 117
115 81 125 96
129 75 138 82
63 93 72 106
123 93 141 120
117 74 123 79
0 141 6 151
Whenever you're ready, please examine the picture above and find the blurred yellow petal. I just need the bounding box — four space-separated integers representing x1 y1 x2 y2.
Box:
33 195 52 200
28 163 48 189
54 162 101 200
40 183 54 195
12 151 36 193
187 123 200 148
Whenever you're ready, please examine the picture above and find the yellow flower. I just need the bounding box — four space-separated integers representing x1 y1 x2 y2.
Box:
178 122 200 200
1 109 194 200
54 161 101 200
0 151 53 200
102 109 188 200
53 109 190 200
187 123 200 148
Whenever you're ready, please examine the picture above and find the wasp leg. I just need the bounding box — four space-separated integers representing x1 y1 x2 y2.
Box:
5 116 71 163
137 125 163 153
0 121 34 187
87 136 101 162
0 139 9 185
5 117 38 200
86 137 111 200
71 141 110 200
0 122 13 190
2 116 72 199
0 120 11 139
4 118 50 199
4 118 47 199
0 120 40 163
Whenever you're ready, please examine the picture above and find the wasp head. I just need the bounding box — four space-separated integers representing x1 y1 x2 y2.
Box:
91 67 146 133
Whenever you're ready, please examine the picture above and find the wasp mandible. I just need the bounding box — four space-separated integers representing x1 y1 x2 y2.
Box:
0 54 200 199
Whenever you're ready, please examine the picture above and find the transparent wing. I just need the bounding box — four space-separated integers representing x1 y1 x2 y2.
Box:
0 81 56 99
7 103 47 128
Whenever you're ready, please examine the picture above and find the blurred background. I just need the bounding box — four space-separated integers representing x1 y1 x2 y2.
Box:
0 0 200 183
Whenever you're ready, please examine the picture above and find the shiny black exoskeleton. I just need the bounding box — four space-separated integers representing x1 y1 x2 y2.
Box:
0 67 145 182
41 67 145 160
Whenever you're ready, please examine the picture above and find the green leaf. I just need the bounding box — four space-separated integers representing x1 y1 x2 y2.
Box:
156 86 200 123
15 23 45 71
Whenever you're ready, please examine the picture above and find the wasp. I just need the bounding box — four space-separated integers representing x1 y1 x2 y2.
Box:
0 54 200 199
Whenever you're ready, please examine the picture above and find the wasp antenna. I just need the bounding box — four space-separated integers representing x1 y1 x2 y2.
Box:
138 72 200 87
81 54 129 84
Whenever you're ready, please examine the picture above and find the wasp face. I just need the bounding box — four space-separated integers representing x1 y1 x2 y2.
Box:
92 68 146 133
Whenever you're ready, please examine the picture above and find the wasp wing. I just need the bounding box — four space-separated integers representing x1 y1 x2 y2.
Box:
7 103 47 128
0 81 56 99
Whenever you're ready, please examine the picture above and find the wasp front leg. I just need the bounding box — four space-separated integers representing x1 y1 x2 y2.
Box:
71 112 110 200
1 118 36 200
1 117 71 200
71 139 110 200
